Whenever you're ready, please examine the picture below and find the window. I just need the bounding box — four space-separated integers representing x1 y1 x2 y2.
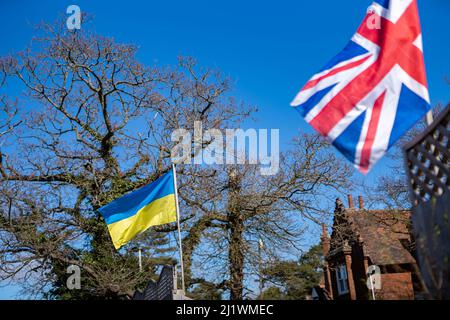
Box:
336 264 349 295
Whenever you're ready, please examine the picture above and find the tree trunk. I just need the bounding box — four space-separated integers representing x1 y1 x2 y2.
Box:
228 168 244 300
229 213 244 300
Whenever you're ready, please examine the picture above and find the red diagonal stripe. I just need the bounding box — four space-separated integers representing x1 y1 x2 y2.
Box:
359 91 386 172
302 55 372 91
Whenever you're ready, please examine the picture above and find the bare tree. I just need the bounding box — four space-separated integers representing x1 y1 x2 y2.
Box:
0 23 251 298
175 134 351 300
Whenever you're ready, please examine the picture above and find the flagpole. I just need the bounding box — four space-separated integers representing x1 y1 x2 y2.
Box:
426 111 434 126
172 163 186 294
258 239 264 300
138 247 143 272
369 273 376 301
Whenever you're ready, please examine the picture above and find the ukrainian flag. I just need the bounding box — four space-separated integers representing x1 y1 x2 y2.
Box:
98 171 177 249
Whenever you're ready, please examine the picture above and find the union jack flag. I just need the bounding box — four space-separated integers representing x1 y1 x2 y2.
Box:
291 0 430 173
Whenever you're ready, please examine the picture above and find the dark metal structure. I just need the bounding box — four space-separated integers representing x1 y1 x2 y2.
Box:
133 265 174 300
404 104 450 299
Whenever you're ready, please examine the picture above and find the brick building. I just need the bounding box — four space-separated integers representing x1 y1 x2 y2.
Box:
315 196 423 300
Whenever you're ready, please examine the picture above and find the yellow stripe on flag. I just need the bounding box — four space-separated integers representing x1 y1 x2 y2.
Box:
107 194 177 249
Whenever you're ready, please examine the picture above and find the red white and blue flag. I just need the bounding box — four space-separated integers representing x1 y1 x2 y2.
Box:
291 0 430 173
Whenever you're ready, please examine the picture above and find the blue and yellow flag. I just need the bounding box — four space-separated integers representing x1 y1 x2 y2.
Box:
99 171 177 249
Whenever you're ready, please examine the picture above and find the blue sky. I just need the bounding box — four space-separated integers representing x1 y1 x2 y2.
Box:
0 0 449 299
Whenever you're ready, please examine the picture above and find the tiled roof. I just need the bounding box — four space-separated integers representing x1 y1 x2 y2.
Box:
329 200 416 266
347 209 416 266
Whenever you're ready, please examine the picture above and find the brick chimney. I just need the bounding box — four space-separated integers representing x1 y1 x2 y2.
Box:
321 224 330 256
347 195 354 208
358 196 364 210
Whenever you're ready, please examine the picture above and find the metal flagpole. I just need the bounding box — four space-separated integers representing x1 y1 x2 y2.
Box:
369 273 376 301
138 247 143 272
426 111 434 126
172 163 186 294
258 239 264 299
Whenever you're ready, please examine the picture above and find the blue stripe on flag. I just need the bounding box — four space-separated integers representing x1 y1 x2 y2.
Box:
318 40 369 73
373 0 390 9
388 85 430 148
295 84 337 117
332 110 367 164
99 171 175 225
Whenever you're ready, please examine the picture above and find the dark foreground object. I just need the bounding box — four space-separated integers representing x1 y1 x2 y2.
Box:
404 104 450 299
